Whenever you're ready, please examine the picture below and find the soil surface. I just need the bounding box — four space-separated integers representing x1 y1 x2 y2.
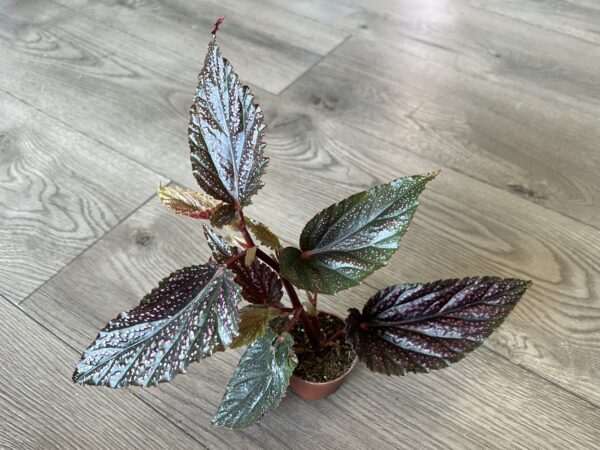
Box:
291 313 356 383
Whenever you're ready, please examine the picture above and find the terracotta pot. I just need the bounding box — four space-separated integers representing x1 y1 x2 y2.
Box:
289 312 358 401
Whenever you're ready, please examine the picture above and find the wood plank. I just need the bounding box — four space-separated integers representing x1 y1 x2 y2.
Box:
19 198 600 448
0 91 165 304
276 35 600 229
259 0 600 116
51 0 348 94
0 301 201 448
469 0 600 45
4 0 598 230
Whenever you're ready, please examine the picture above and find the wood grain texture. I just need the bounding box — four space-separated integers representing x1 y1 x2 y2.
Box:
0 91 165 304
263 0 600 116
0 300 201 449
52 0 348 94
20 199 600 449
277 36 600 229
469 0 600 45
2 0 600 447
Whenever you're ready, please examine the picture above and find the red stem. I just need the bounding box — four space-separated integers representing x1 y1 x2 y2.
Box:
254 251 324 349
236 212 325 349
324 328 346 346
282 308 302 334
223 249 247 267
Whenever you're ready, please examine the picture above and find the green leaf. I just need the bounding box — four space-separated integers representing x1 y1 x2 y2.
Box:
157 183 221 220
73 263 241 388
204 226 283 305
280 173 438 294
346 276 531 375
189 37 268 207
231 306 281 349
213 329 297 428
246 219 282 250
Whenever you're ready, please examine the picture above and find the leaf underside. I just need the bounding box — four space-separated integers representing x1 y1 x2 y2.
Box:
157 183 221 220
73 263 241 388
204 226 283 305
189 37 268 207
280 174 438 294
231 306 281 349
213 329 297 428
346 276 531 375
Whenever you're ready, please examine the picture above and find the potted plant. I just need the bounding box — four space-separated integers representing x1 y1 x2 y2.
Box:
73 19 531 429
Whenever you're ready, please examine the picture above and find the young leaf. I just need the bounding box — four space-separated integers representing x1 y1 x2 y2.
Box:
231 306 281 349
345 276 531 375
157 183 220 220
210 203 238 228
189 37 268 207
204 226 283 305
244 246 257 267
73 263 241 388
246 219 282 250
280 174 438 294
213 329 297 428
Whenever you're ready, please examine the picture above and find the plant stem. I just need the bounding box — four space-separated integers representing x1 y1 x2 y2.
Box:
223 249 247 267
237 211 325 350
254 248 324 349
282 308 302 334
237 209 255 248
323 328 346 346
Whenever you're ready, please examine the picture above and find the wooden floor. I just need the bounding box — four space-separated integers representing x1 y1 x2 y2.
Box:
1 0 599 448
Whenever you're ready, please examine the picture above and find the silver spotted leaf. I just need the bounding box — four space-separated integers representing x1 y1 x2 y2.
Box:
280 174 438 294
204 226 283 305
189 37 268 207
210 203 238 228
73 263 241 388
213 329 297 428
346 276 531 375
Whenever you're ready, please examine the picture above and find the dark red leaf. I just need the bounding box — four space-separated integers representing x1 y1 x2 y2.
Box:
204 226 283 305
346 276 531 375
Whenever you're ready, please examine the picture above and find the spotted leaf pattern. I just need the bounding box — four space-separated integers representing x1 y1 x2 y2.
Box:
231 306 282 349
346 276 531 375
213 329 297 428
157 183 221 220
280 174 438 294
246 219 282 250
73 263 241 388
189 37 268 207
204 226 283 304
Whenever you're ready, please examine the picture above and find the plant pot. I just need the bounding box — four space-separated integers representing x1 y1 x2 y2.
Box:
289 312 358 401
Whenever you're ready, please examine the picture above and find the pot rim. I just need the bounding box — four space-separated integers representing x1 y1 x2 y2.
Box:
291 310 358 386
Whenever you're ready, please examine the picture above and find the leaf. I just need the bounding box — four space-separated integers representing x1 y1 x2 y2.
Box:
189 37 268 207
210 203 238 228
157 183 221 220
346 276 531 375
244 246 257 267
204 226 283 305
280 174 438 294
246 219 282 250
213 329 297 428
73 263 241 388
231 306 282 349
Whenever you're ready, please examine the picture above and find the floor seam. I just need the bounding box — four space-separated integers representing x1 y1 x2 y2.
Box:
4 299 208 449
18 192 160 306
277 33 353 96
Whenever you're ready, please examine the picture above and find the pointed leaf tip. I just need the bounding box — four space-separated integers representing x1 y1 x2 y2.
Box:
346 276 531 375
211 16 225 35
280 174 436 294
189 35 268 207
73 263 241 388
212 329 297 428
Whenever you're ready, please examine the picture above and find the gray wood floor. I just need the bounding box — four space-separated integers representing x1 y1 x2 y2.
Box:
1 0 599 448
